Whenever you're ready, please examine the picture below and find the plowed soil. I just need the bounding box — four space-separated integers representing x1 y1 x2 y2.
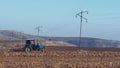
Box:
0 46 120 68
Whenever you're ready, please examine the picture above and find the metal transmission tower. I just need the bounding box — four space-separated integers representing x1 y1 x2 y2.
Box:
76 10 88 47
35 26 43 43
35 26 43 37
20 31 24 47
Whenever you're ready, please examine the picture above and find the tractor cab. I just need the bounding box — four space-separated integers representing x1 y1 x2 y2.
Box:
25 40 44 52
25 40 35 46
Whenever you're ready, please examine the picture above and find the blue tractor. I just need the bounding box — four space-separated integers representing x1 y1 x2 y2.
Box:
24 40 44 52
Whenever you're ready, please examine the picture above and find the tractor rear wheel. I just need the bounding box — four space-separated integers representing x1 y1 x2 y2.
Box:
25 47 32 52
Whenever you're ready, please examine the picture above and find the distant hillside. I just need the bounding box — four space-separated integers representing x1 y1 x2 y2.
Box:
0 30 120 48
0 30 35 40
42 37 120 48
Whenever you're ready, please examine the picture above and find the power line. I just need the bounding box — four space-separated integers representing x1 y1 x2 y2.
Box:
76 10 88 47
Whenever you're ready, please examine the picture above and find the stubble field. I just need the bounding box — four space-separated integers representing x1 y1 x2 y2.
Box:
0 46 120 68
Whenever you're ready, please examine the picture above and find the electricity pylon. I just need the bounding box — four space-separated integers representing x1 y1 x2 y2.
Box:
35 26 43 43
76 10 88 47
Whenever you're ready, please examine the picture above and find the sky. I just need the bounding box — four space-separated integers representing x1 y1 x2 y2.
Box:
0 0 120 40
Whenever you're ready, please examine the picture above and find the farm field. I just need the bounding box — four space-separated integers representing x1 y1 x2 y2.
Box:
0 46 120 68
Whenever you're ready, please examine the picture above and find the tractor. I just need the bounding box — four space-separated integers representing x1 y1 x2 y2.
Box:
24 40 44 52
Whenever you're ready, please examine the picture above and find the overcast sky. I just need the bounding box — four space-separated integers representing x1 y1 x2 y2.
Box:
0 0 120 40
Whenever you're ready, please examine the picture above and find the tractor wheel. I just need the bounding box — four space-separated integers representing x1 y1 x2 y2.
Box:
25 47 32 52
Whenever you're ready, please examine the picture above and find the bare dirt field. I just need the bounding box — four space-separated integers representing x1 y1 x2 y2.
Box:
0 46 120 68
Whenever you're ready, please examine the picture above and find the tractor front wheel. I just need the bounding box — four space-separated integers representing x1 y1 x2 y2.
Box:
25 47 32 52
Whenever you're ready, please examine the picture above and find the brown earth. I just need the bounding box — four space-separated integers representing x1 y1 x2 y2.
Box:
0 46 120 68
